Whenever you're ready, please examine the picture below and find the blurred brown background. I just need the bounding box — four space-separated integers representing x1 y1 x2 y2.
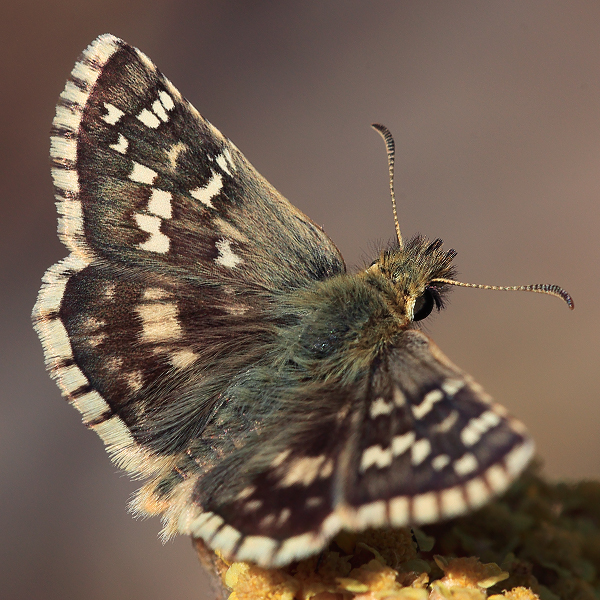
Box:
1 1 599 599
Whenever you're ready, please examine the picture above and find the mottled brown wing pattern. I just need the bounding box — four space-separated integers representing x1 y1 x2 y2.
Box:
180 330 532 567
34 34 536 569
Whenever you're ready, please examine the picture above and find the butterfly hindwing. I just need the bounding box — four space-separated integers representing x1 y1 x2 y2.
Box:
181 330 532 566
184 373 365 565
56 260 281 458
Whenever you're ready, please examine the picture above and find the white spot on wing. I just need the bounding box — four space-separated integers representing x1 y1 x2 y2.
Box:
216 153 233 176
167 142 186 169
74 390 109 422
170 349 197 369
214 218 249 242
411 438 431 466
244 499 263 512
360 445 392 472
460 410 502 447
393 386 406 406
224 303 248 316
71 61 97 87
92 415 134 451
188 511 214 535
137 302 182 342
152 99 169 121
137 108 161 128
442 379 465 397
130 162 158 185
147 189 172 219
481 410 502 428
80 317 106 333
432 410 459 433
134 48 157 73
86 332 107 347
306 497 323 508
412 389 444 420
104 282 116 300
52 168 79 193
102 102 124 125
235 535 277 566
432 454 451 471
369 397 393 418
277 508 291 525
109 133 128 154
81 35 119 76
65 36 118 97
274 533 320 567
485 464 509 493
56 198 85 249
60 81 87 106
197 514 224 539
159 90 175 111
125 371 144 393
320 458 334 478
143 287 168 300
104 356 125 372
277 455 327 487
53 105 81 134
465 477 490 508
223 147 236 172
259 514 276 528
190 171 223 208
59 364 88 394
235 486 255 500
356 500 386 527
34 289 76 366
105 356 123 372
134 213 170 253
270 449 291 468
505 438 535 477
454 452 478 476
215 238 243 268
56 199 85 253
391 431 415 457
210 524 241 556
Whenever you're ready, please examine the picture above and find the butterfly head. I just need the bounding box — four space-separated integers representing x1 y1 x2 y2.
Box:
366 235 457 323
371 124 574 314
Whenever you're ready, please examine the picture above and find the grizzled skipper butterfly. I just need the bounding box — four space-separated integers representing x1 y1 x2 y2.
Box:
33 34 573 568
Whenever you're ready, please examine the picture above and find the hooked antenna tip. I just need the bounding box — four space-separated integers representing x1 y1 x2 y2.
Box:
431 278 575 310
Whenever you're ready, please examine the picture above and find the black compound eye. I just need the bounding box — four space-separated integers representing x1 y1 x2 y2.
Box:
413 286 443 321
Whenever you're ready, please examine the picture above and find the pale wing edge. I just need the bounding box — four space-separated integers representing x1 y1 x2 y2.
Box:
168 434 533 567
34 34 176 478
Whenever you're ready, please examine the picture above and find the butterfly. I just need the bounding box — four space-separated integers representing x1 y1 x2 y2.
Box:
33 34 573 568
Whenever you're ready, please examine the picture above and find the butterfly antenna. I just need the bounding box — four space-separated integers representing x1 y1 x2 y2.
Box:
430 278 574 310
372 124 403 249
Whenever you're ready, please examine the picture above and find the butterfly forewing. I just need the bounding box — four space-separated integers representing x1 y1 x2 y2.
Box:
34 33 535 568
52 35 344 289
40 33 344 465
